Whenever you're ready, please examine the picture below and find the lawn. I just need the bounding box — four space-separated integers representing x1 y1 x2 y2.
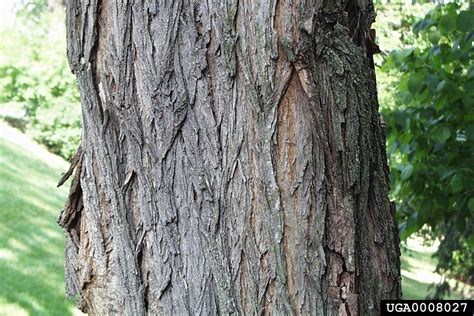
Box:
0 123 82 316
401 238 472 299
0 123 470 315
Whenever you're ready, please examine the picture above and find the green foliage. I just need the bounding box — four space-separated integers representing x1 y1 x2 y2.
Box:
374 1 435 112
0 1 80 160
381 2 474 296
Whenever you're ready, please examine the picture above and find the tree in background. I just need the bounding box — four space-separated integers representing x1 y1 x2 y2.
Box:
59 0 400 314
380 1 473 297
0 0 80 159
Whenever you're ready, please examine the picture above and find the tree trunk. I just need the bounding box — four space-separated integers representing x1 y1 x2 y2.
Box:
59 0 401 314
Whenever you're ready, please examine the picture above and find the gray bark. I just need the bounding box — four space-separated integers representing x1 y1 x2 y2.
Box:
59 0 401 315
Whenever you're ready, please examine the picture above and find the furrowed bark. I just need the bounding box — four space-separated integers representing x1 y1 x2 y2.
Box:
60 0 401 314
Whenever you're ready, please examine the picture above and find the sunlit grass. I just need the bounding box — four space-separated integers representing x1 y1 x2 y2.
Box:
0 122 82 316
401 237 472 299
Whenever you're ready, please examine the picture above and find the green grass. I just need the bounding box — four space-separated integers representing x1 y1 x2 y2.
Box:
400 238 471 299
0 127 81 315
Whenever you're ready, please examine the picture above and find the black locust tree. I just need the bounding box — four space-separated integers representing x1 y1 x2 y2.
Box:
58 0 401 314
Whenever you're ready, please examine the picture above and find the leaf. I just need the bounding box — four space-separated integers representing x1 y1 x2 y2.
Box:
449 175 463 193
424 74 440 90
456 11 474 33
414 18 435 33
468 65 474 78
393 111 408 128
468 234 474 248
440 169 455 181
466 125 474 141
468 198 474 212
389 142 398 155
462 95 474 108
398 222 408 240
428 30 441 44
434 127 451 143
404 212 419 238
400 48 416 59
408 73 424 94
439 13 456 35
401 164 414 180
436 80 447 92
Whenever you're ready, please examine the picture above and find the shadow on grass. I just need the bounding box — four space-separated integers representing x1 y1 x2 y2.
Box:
400 242 469 300
400 246 436 300
0 138 77 315
401 274 431 300
0 261 73 315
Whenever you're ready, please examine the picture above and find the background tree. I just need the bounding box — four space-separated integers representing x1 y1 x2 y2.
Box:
0 0 81 159
380 2 474 297
58 0 400 314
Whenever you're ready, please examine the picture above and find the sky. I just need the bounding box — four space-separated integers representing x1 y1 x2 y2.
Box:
0 0 16 30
